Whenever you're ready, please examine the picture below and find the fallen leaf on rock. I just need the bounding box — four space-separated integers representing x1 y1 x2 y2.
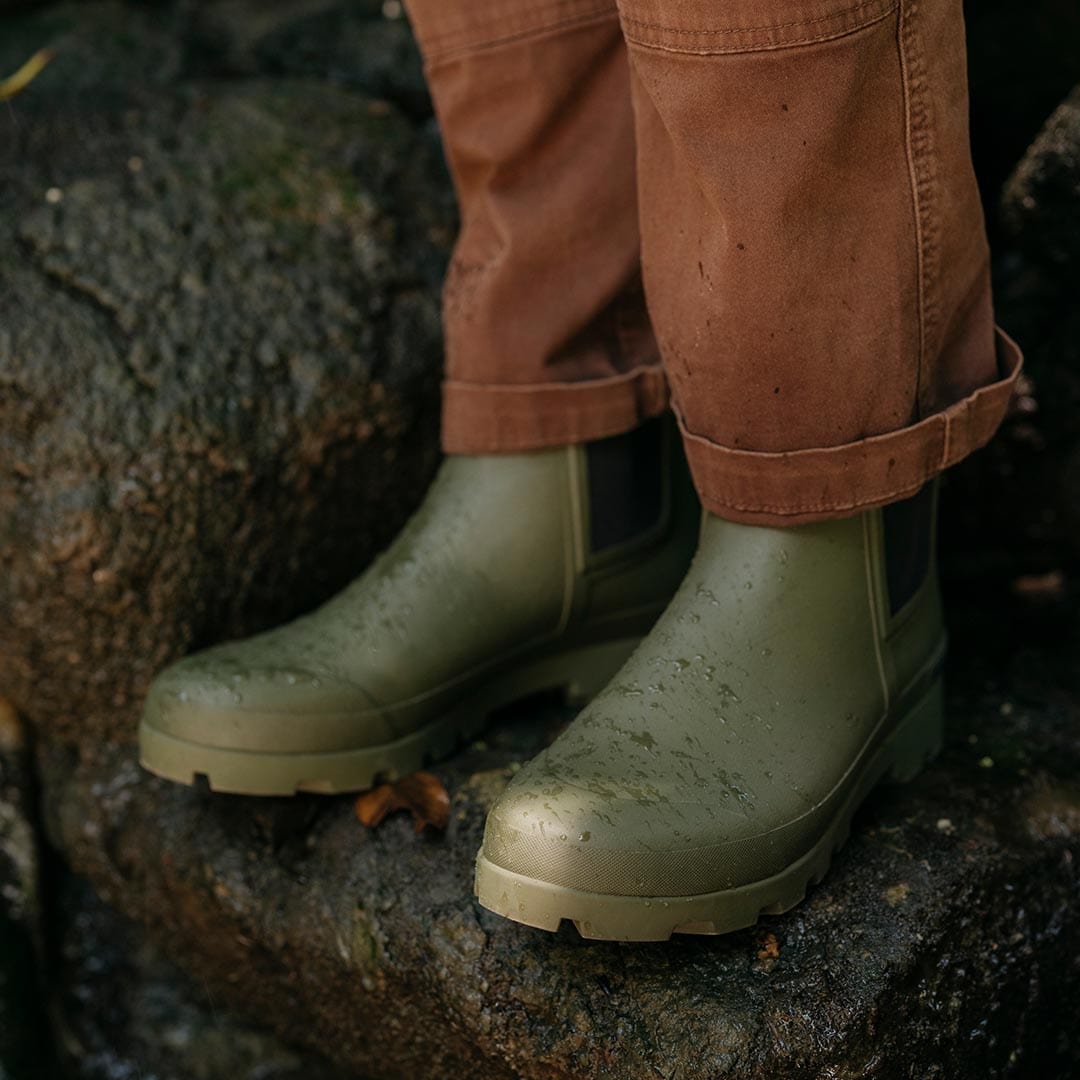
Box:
756 931 780 960
0 50 53 101
356 771 450 833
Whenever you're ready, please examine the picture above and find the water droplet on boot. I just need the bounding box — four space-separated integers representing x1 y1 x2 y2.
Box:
695 585 719 606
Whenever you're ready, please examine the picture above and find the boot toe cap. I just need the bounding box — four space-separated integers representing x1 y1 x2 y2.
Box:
142 647 386 754
481 761 744 898
479 737 833 899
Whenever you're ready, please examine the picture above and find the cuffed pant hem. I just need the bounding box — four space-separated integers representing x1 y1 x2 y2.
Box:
679 327 1023 528
441 364 669 453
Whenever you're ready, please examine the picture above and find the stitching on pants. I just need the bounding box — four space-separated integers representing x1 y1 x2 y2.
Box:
701 476 933 516
420 0 609 45
452 398 657 416
619 0 893 37
622 7 896 55
421 2 616 63
444 364 667 398
896 0 940 421
895 2 925 423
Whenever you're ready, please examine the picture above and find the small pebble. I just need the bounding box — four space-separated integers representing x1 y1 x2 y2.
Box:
979 756 994 769
45 187 63 204
884 882 910 907
936 818 955 835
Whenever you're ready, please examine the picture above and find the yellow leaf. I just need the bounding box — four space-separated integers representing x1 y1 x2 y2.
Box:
0 49 54 102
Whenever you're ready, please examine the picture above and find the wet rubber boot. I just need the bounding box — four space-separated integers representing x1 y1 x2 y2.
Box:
139 419 699 795
475 484 945 940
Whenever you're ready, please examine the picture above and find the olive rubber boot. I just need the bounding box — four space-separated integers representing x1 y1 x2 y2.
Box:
139 419 699 795
475 485 945 940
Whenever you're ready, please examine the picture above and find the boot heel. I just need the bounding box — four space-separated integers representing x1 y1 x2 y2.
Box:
887 675 945 783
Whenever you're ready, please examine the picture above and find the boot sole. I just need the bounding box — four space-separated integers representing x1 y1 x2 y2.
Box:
138 636 641 796
474 675 945 941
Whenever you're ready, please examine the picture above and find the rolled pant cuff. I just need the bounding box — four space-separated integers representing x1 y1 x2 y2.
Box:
441 364 670 453
679 328 1024 527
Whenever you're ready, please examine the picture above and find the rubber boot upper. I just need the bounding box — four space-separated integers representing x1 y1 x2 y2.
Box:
478 498 946 899
140 421 698 777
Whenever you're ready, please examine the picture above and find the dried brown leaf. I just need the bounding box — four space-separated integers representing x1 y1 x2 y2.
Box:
756 931 780 960
355 770 450 833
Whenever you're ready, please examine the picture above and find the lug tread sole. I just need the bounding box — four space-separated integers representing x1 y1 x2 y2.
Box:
138 636 641 796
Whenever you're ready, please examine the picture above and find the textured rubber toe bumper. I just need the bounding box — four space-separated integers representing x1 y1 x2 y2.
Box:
475 676 945 941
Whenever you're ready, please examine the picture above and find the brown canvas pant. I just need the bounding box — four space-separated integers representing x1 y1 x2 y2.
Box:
402 0 1022 526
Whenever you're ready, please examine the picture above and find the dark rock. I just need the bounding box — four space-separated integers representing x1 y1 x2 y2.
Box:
937 77 1080 581
185 0 432 119
54 875 358 1080
969 83 1080 562
965 0 1080 210
933 3 1080 587
0 702 54 1080
1002 84 1080 276
0 1 453 752
43 664 1080 1080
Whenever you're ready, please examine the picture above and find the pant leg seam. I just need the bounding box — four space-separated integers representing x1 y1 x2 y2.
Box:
421 3 617 65
700 478 932 517
896 0 941 422
619 0 893 37
444 364 665 396
621 5 897 55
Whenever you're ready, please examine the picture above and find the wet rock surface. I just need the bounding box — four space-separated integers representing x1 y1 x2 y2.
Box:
43 657 1080 1079
2 0 1080 1077
0 702 54 1080
965 0 1080 206
54 877 357 1080
0 0 451 752
1003 84 1080 272
959 78 1080 574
